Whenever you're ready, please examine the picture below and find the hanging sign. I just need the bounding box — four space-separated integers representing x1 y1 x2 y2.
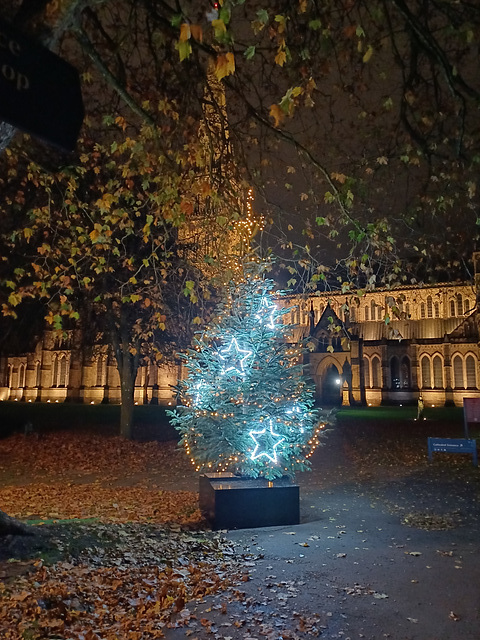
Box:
0 19 84 151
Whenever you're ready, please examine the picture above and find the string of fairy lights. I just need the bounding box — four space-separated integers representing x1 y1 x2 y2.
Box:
236 188 265 252
222 188 265 278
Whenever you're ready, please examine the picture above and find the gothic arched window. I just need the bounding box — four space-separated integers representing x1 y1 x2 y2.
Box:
453 354 464 388
18 364 26 388
35 361 41 387
390 356 400 389
363 358 371 388
371 356 381 388
456 294 463 316
401 356 411 388
433 355 443 389
427 296 433 318
51 355 58 387
466 355 477 388
58 356 67 387
421 355 431 389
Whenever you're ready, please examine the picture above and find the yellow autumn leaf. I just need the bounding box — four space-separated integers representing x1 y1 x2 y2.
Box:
363 45 374 63
176 39 192 61
275 14 286 33
179 23 191 42
23 227 33 240
212 19 226 34
269 104 284 127
215 52 235 80
275 48 287 66
115 116 127 130
8 292 22 307
192 316 202 325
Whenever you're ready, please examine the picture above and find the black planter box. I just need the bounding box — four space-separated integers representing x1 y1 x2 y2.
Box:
199 472 300 530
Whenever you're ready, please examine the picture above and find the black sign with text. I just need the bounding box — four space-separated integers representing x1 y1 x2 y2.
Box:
0 19 84 151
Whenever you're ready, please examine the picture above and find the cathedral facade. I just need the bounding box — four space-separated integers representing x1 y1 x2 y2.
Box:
289 276 480 408
2 265 480 408
0 332 179 407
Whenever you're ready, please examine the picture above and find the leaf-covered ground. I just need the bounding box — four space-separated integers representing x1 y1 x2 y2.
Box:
1 418 480 639
0 525 246 640
0 433 246 639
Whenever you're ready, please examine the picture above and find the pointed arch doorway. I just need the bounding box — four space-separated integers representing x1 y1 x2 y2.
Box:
322 364 342 406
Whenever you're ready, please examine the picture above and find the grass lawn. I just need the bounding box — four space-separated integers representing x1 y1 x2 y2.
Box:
338 404 464 423
0 401 177 440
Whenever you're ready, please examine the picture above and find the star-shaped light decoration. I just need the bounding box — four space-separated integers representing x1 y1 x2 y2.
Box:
249 419 285 463
255 296 276 329
219 337 252 377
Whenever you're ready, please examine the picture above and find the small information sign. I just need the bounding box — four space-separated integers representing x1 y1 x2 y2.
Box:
427 437 478 467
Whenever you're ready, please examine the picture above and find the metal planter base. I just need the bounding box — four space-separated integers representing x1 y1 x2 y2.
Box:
199 472 300 530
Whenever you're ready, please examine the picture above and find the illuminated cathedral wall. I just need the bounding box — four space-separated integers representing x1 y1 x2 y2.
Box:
1 280 479 408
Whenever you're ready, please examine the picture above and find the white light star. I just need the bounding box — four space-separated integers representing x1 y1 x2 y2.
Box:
249 420 285 463
255 296 276 329
219 338 252 376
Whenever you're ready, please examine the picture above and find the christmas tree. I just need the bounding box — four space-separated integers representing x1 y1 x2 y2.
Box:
169 263 330 480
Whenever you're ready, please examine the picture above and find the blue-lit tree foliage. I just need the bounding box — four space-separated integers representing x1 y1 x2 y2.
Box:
169 264 330 480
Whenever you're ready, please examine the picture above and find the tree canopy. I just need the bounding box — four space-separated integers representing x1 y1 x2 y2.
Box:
1 0 478 288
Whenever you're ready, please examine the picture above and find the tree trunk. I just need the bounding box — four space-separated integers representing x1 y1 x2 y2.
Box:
0 508 33 536
119 356 135 439
110 307 141 440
